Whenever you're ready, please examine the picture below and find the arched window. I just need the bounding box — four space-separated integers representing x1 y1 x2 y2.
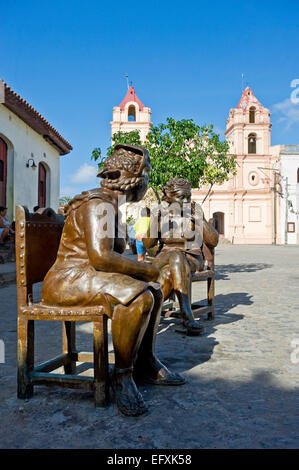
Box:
248 133 257 154
128 105 136 122
249 107 256 123
38 162 47 208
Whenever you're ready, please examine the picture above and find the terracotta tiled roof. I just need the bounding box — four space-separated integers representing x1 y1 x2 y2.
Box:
119 86 145 111
237 87 262 111
0 78 72 155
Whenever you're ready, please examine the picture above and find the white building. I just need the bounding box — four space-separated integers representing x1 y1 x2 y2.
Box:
271 145 299 244
0 79 72 220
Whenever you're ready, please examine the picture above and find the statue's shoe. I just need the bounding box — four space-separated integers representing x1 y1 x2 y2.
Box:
175 319 204 336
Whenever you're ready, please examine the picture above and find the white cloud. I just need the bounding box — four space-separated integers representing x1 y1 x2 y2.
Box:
71 163 98 183
272 98 299 130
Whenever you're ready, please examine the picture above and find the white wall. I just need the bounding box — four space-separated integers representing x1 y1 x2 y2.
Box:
280 148 299 244
0 104 61 219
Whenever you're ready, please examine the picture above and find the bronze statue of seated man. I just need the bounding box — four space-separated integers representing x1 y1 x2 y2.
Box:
41 144 185 416
143 178 219 336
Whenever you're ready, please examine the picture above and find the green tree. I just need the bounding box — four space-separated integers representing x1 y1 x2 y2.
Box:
107 130 143 156
91 118 236 201
147 118 235 202
91 131 142 173
59 195 72 206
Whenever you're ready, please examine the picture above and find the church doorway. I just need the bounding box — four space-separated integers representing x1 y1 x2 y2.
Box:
213 212 225 236
0 137 7 206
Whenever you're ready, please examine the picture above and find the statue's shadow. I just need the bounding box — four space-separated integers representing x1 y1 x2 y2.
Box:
216 263 272 281
155 292 253 373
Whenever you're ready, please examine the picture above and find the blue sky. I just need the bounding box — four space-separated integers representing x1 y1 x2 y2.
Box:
1 0 299 197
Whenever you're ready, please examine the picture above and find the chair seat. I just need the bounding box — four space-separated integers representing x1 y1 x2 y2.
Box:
20 303 109 320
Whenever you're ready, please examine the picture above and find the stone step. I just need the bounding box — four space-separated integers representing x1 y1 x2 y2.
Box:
218 237 231 245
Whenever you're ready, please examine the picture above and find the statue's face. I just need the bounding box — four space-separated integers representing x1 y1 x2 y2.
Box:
164 188 191 205
125 153 151 202
170 192 191 204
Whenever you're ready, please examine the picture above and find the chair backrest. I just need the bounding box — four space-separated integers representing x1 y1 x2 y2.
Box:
15 205 64 288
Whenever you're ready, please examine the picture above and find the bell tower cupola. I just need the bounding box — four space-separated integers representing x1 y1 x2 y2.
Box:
225 87 271 156
110 86 152 143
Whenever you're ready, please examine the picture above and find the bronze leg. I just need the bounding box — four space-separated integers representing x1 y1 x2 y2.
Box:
112 290 153 369
93 316 109 407
136 287 163 361
17 317 34 399
134 287 186 386
62 321 76 374
168 251 204 335
110 289 154 416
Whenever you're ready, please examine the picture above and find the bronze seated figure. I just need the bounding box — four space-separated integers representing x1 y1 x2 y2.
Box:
41 144 185 416
143 178 219 336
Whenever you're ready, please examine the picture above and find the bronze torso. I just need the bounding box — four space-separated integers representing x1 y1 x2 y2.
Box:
42 188 146 307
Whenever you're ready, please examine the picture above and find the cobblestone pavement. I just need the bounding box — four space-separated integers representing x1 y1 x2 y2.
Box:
0 245 298 449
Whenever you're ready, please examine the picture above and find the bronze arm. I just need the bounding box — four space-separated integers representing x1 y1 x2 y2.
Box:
83 202 159 282
203 217 219 248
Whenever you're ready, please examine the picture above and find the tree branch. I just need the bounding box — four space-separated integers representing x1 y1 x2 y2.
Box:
201 184 214 205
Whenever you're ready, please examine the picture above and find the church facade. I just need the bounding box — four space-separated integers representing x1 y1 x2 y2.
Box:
110 85 298 244
193 87 282 244
0 79 72 220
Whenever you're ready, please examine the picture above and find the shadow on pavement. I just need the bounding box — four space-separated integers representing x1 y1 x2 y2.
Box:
216 263 272 281
157 292 251 371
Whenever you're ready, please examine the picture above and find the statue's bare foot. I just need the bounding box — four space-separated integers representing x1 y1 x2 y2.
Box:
134 356 185 386
112 368 148 417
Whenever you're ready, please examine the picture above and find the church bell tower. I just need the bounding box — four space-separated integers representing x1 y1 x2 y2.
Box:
110 86 152 143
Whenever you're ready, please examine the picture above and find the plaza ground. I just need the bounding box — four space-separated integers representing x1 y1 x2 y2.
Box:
0 245 298 449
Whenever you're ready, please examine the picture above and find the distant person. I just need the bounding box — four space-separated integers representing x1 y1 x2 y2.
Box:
134 207 151 262
0 206 13 246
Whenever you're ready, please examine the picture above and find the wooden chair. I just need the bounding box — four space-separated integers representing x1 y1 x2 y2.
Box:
190 243 215 321
16 205 109 407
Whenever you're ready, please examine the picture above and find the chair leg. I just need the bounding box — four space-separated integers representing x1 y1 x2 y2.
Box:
93 316 109 407
17 316 34 399
207 275 215 320
62 321 76 374
188 278 192 305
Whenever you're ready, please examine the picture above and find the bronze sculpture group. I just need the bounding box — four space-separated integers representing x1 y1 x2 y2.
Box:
40 143 219 416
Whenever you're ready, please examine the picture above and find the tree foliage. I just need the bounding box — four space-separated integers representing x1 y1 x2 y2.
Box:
59 196 72 206
146 118 235 190
107 130 143 157
91 118 236 196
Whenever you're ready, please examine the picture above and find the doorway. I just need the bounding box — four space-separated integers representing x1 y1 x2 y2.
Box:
0 137 7 206
38 162 47 207
213 211 225 235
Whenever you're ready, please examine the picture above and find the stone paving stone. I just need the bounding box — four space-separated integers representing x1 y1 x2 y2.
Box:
0 245 298 449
